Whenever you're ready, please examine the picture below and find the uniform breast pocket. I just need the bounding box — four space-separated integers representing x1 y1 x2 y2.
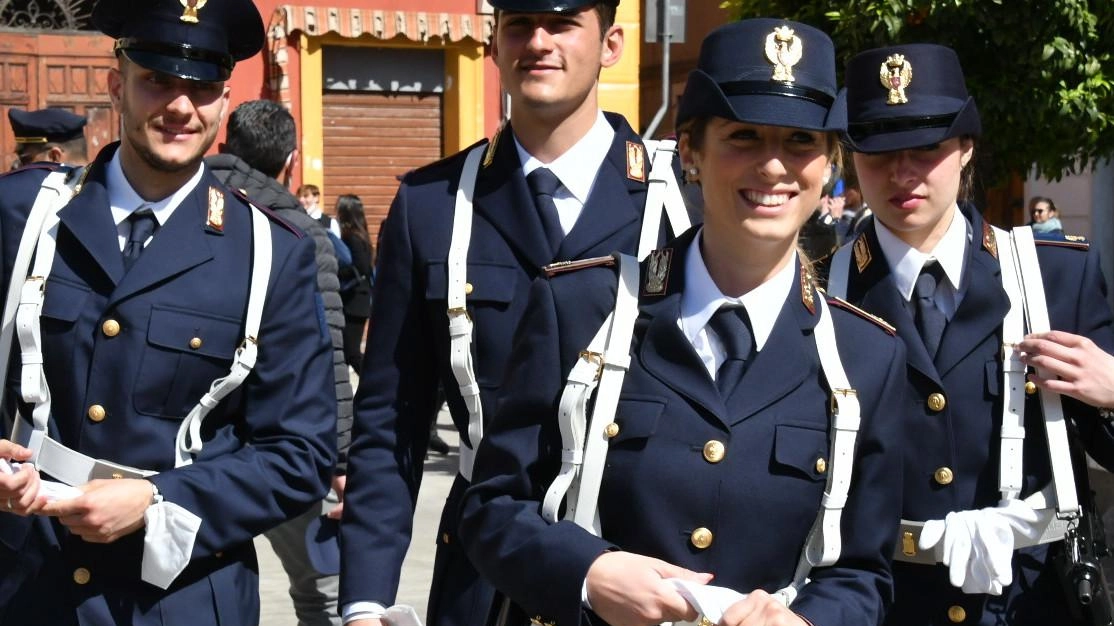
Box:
608 396 666 449
134 306 241 419
424 260 518 307
40 277 92 330
772 422 829 482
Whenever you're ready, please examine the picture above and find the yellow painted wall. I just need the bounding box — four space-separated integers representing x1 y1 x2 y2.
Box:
298 33 485 187
600 2 641 128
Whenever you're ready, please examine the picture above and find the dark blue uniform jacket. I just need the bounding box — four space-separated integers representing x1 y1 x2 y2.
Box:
0 144 336 626
339 113 673 625
831 206 1114 626
460 228 908 626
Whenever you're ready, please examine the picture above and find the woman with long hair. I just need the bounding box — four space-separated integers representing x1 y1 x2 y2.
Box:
458 19 906 626
336 194 373 375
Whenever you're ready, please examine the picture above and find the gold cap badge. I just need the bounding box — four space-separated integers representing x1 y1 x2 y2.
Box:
765 26 803 83
207 186 225 232
626 141 646 182
880 54 913 105
643 248 672 295
180 0 207 23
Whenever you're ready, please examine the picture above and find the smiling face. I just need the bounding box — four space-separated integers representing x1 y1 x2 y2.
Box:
682 117 834 251
853 137 973 250
109 57 229 190
491 7 622 124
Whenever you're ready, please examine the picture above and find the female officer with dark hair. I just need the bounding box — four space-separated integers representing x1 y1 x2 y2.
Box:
460 19 907 626
828 44 1114 626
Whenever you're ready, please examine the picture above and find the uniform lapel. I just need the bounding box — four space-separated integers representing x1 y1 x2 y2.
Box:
472 125 556 269
934 211 1009 377
635 232 729 428
556 114 644 260
847 223 939 381
108 174 216 306
724 261 817 425
55 149 126 285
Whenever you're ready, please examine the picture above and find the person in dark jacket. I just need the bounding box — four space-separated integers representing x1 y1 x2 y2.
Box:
335 194 373 376
206 99 352 626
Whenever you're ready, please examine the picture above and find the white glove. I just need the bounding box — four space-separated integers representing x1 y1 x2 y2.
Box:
918 499 1053 595
141 501 202 589
664 578 796 625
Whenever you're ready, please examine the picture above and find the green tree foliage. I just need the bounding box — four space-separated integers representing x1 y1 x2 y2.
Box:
721 0 1114 183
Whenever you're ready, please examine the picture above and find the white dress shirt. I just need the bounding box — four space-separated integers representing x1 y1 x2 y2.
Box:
106 150 204 251
874 206 970 318
515 111 615 235
678 229 796 379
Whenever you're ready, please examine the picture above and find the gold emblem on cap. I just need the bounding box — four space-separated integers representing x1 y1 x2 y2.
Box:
880 53 913 105
626 141 646 182
207 186 225 232
853 234 872 273
765 26 803 83
180 0 207 23
644 248 672 295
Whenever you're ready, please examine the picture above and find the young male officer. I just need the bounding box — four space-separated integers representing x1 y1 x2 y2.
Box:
339 0 674 624
0 0 336 624
8 107 89 167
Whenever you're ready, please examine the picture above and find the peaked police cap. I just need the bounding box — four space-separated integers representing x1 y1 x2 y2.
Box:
832 43 981 153
488 0 617 12
675 18 839 132
8 108 87 144
93 0 264 82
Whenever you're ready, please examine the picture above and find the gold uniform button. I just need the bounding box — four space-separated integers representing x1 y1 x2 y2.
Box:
947 605 967 623
690 527 714 549
464 282 474 295
927 393 947 412
189 337 203 350
604 422 620 438
73 567 91 585
815 457 828 474
101 319 120 337
934 467 955 485
1025 381 1037 395
702 440 725 463
442 532 451 545
87 404 106 423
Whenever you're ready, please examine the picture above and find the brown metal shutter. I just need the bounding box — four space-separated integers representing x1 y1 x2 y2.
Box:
322 92 442 247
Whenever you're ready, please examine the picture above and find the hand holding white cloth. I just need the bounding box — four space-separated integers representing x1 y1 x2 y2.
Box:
918 499 1053 595
141 501 202 589
664 578 795 625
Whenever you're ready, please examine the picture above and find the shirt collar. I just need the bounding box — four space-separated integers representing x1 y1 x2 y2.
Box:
679 228 795 351
874 205 969 301
107 149 205 227
514 111 614 205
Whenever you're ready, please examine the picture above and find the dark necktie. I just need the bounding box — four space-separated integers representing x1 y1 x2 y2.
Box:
708 305 755 400
526 168 565 255
124 208 159 270
913 260 947 358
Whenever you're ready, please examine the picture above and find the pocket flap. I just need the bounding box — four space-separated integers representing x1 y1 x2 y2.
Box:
147 306 241 360
609 396 666 444
425 261 517 303
773 422 829 481
42 278 91 322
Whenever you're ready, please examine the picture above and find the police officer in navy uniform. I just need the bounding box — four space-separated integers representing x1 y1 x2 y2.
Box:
0 0 336 624
828 44 1114 625
337 0 682 623
8 107 89 168
459 19 906 626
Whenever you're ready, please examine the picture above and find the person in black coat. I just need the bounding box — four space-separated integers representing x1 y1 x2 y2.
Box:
335 194 373 375
460 18 907 626
828 44 1114 626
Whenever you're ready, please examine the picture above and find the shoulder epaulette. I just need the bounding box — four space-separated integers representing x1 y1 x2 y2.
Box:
825 294 896 335
410 137 490 178
226 186 304 239
1035 235 1089 251
0 162 61 181
543 255 615 278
